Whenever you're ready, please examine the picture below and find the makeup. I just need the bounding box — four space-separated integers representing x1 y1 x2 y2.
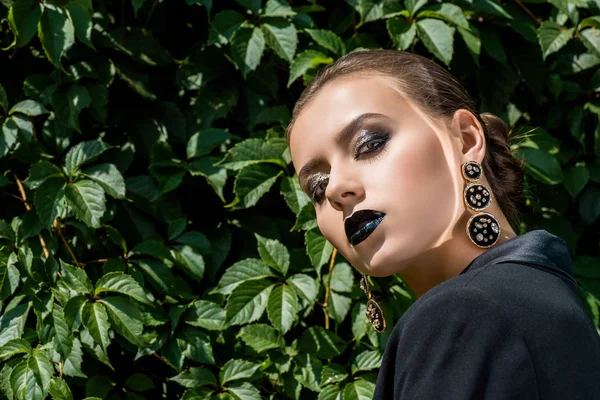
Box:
344 210 386 246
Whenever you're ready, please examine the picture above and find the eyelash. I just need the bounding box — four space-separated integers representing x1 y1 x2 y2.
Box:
309 132 390 204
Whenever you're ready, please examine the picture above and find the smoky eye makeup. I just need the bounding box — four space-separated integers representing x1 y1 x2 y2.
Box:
307 172 329 203
352 128 391 160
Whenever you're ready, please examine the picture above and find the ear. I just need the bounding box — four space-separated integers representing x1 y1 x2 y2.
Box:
452 109 486 163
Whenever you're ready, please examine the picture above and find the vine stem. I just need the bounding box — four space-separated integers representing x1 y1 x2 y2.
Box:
513 0 542 24
323 248 338 330
14 175 50 259
54 218 81 268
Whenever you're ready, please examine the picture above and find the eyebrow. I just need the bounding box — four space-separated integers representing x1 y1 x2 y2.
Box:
298 112 388 190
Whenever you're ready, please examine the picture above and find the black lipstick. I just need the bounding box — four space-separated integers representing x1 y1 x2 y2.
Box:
344 210 386 246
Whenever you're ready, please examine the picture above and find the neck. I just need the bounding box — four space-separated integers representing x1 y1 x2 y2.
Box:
399 212 516 297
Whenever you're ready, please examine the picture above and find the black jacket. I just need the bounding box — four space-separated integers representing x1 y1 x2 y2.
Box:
374 230 600 399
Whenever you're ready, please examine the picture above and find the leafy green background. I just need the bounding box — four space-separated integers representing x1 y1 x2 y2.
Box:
0 0 599 399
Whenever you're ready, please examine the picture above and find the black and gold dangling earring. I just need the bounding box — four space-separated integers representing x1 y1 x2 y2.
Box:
462 161 500 248
359 275 386 333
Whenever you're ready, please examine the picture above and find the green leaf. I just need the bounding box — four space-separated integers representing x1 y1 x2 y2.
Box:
580 17 600 30
125 373 155 392
181 388 214 400
82 163 126 199
351 350 382 373
48 378 74 400
133 258 178 296
305 230 334 271
262 20 298 63
580 28 600 57
288 273 318 303
1 115 31 158
51 84 92 132
9 100 49 116
38 4 75 70
60 337 86 378
230 163 284 208
297 326 346 359
288 50 333 87
25 161 64 190
472 0 512 19
231 27 265 77
538 21 574 59
320 363 347 386
238 323 282 352
6 0 41 48
208 10 245 45
305 28 346 57
66 0 94 49
516 148 563 185
0 339 32 361
417 4 468 28
325 262 354 293
220 359 261 385
10 358 43 400
342 378 376 400
267 283 298 333
170 368 217 388
101 296 144 346
458 25 481 63
28 350 53 396
480 26 507 65
213 258 276 295
184 300 226 330
405 0 428 17
0 84 8 114
94 272 152 305
280 176 311 215
416 18 455 66
187 128 238 159
225 279 274 325
179 327 215 364
52 305 73 359
328 291 352 324
189 157 228 202
64 180 106 228
34 178 65 229
563 166 589 198
81 301 111 353
227 381 261 400
578 184 600 224
386 18 416 51
64 140 110 178
61 261 93 294
255 234 290 275
218 138 287 170
85 375 115 398
263 0 296 17
172 245 205 282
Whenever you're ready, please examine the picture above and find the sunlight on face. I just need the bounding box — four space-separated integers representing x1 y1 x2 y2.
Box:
289 75 465 277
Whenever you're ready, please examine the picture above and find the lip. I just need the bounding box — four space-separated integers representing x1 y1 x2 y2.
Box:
344 210 386 246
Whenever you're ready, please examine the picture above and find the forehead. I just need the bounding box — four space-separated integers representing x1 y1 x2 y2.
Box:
289 75 407 171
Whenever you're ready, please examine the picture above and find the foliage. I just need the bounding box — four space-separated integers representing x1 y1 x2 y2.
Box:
0 0 599 398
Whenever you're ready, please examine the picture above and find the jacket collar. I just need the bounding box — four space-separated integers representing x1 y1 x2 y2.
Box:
461 230 575 286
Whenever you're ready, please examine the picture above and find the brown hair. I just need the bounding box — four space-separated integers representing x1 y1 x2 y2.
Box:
286 49 524 230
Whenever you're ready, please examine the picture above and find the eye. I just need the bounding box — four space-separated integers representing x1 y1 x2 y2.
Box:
309 175 328 204
354 133 389 160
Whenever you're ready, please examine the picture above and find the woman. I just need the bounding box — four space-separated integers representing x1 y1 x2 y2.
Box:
286 50 600 399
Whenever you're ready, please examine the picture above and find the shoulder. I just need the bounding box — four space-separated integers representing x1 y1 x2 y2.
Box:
397 283 516 336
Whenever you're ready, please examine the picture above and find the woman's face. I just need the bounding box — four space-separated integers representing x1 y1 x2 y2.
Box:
289 75 468 277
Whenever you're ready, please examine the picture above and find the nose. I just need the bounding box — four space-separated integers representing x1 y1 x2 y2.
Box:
325 166 365 212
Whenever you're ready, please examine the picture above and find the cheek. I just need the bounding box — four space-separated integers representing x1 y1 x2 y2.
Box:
316 211 342 246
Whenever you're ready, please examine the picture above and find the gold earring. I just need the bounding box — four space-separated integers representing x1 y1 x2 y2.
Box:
359 274 386 333
462 161 501 248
